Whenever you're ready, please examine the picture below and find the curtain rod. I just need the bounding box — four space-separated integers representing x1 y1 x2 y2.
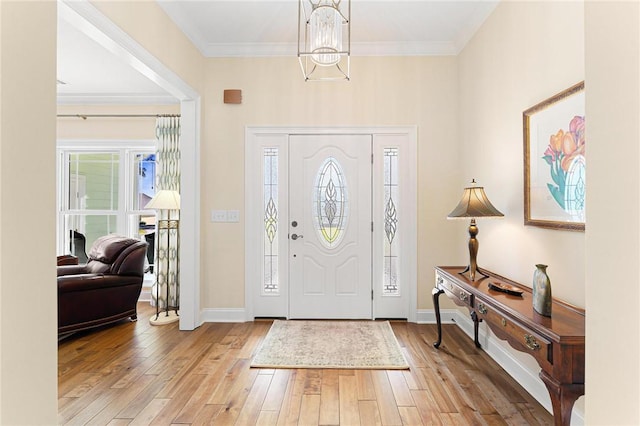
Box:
57 114 181 120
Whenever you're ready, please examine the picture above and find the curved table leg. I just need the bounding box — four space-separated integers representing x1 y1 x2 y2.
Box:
432 287 444 348
540 371 584 426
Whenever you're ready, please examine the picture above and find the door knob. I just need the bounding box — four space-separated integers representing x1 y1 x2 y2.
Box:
291 233 304 240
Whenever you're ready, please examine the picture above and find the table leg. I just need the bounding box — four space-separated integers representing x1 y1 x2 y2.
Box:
540 371 584 426
432 287 444 348
471 310 482 348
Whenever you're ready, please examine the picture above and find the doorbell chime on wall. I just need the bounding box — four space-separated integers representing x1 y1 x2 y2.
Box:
223 89 242 104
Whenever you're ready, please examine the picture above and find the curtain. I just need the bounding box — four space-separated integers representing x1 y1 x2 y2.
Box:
152 116 181 310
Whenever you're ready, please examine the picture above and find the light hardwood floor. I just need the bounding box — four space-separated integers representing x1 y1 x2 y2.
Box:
58 303 553 425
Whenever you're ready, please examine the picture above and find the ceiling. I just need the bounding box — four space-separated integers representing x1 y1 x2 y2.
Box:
57 15 175 105
57 1 498 105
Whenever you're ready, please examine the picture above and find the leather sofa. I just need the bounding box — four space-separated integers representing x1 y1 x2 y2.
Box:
57 235 148 335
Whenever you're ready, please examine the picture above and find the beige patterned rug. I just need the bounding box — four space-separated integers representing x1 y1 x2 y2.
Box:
251 320 409 369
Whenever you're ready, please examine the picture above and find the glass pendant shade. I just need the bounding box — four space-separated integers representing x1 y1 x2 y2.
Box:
298 0 350 81
309 5 342 66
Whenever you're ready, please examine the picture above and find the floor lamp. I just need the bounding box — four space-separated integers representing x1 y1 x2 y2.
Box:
145 189 180 325
447 180 503 281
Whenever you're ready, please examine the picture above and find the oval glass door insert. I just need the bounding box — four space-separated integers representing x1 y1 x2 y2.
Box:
313 157 349 248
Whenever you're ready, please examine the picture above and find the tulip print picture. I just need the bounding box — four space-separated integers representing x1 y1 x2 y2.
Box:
524 82 585 231
542 115 585 215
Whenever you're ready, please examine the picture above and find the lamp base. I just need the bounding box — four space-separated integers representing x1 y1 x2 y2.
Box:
149 310 179 326
460 265 490 281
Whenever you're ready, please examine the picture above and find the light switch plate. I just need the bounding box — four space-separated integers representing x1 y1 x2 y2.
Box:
228 210 240 223
211 210 228 222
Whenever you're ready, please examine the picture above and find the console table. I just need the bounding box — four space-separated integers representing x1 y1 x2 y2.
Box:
433 266 585 426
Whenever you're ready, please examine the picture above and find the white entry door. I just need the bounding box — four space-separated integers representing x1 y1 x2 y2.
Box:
289 134 372 319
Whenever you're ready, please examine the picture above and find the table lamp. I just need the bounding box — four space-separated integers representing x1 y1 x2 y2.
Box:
447 179 503 281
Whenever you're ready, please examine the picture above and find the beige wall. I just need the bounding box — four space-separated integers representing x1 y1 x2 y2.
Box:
55 55 463 314
459 1 640 423
585 2 640 424
201 56 461 309
0 1 58 424
458 1 585 307
457 1 586 418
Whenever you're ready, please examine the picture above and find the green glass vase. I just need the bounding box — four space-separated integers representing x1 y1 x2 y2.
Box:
532 264 552 317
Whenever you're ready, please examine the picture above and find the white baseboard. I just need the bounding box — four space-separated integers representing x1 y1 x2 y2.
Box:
139 275 155 303
199 308 247 324
138 288 151 303
416 309 584 425
415 308 458 324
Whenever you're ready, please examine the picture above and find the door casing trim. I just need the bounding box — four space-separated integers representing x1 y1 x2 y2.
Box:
245 126 417 322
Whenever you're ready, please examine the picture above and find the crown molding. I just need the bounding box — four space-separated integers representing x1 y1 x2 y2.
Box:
354 41 458 56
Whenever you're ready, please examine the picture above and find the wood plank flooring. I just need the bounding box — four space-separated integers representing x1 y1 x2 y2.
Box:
58 303 553 425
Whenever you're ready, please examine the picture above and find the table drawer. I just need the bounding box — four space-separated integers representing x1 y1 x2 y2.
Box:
477 299 552 370
437 273 473 307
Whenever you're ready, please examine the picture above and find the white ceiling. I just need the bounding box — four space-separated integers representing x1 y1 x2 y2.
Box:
57 0 498 104
57 15 174 105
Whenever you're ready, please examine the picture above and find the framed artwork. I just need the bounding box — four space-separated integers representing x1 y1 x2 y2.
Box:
523 81 585 231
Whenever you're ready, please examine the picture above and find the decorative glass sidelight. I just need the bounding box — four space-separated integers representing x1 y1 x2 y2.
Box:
263 148 279 293
314 157 348 248
383 148 400 295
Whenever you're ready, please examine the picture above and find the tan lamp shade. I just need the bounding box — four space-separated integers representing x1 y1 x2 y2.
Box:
447 181 503 219
145 190 181 211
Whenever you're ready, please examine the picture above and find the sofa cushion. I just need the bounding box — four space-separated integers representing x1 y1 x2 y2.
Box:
85 261 111 274
88 235 140 264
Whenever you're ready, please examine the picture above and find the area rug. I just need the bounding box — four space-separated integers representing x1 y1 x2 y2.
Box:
251 320 409 369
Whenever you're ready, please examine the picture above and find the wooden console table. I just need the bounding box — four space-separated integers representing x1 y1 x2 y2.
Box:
433 266 585 426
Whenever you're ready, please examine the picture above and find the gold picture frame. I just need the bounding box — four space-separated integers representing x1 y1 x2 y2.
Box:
523 82 585 231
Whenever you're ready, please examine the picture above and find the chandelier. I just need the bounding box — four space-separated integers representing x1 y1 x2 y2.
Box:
298 0 350 81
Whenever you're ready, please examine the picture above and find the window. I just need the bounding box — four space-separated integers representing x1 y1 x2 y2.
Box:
58 143 156 272
64 152 120 249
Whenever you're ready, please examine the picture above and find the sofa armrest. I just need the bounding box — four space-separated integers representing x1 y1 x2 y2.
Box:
57 255 79 266
58 274 143 293
57 264 90 277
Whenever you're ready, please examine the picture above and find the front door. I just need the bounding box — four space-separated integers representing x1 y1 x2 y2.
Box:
289 134 372 319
